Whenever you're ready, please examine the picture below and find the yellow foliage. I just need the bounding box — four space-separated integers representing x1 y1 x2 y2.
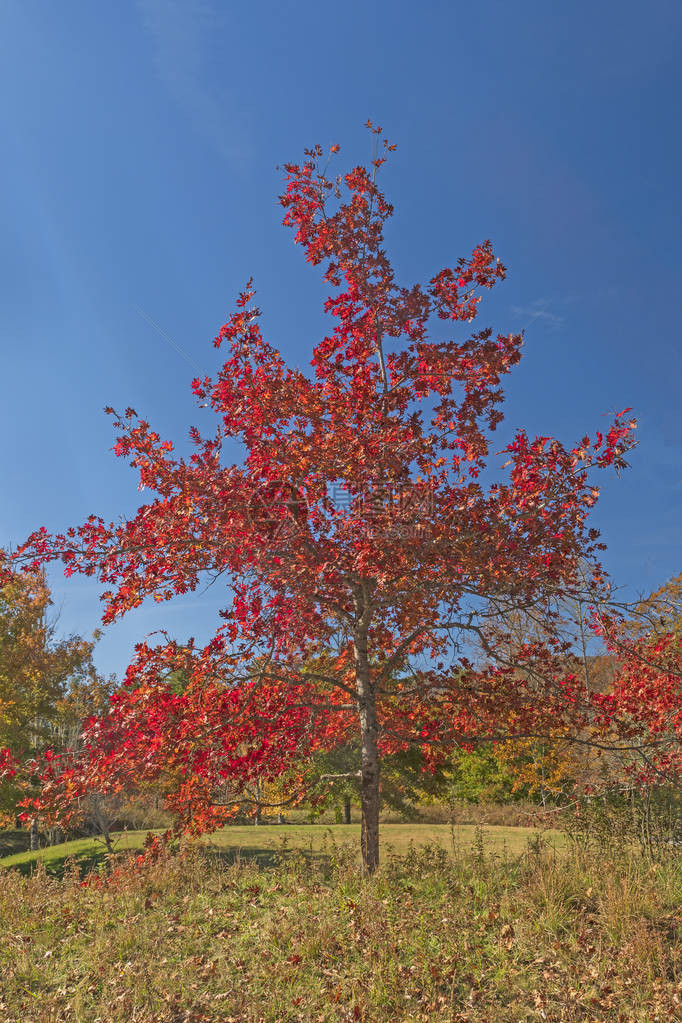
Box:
0 569 96 754
496 737 585 797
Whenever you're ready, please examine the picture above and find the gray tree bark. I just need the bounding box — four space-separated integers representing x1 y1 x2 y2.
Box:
353 583 380 874
91 799 114 854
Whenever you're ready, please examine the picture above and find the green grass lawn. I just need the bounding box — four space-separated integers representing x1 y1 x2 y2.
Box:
0 821 564 876
0 829 147 876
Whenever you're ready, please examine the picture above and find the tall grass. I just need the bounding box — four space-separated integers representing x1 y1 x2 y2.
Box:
1 830 680 1021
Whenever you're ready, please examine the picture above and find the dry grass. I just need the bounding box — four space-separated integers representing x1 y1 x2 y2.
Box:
1 830 681 1022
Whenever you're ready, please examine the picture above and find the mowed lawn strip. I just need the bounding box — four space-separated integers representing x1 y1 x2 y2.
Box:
206 821 565 857
0 829 147 874
0 822 564 874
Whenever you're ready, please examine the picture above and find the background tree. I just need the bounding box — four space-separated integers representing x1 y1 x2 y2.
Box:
0 567 102 826
0 568 95 753
632 574 682 639
447 743 521 806
310 740 450 823
595 627 682 785
17 128 636 872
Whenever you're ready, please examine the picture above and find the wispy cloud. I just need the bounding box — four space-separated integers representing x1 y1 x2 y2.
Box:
133 303 203 373
511 300 565 331
137 0 253 169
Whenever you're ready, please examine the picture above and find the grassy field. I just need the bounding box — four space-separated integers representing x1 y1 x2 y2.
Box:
1 829 680 1022
0 821 564 876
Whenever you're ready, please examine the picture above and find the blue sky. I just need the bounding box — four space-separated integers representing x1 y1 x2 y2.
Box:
2 0 681 680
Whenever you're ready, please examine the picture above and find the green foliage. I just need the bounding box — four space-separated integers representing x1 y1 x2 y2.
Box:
308 742 451 821
448 744 526 804
166 669 191 695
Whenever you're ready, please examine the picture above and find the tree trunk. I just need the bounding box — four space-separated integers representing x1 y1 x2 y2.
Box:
29 816 39 851
343 795 352 825
92 800 114 854
354 609 380 875
358 687 380 873
47 826 63 846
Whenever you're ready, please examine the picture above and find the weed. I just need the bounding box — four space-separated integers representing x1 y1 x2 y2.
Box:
1 826 681 1021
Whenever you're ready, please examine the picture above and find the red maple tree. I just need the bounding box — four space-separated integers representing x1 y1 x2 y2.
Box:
16 126 636 872
591 619 682 787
